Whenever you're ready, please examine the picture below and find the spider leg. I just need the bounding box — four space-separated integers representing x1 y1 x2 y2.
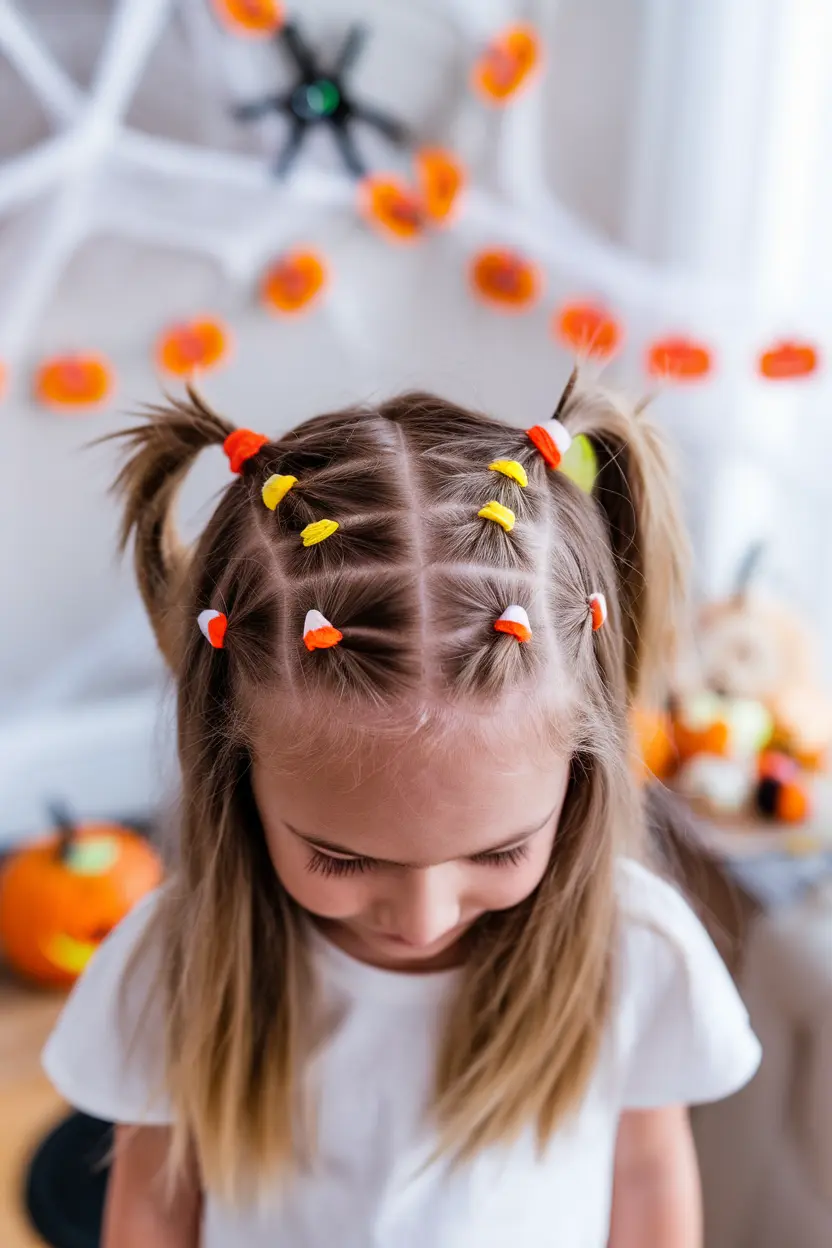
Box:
329 117 367 177
332 24 369 78
350 102 410 146
274 115 308 178
233 93 288 122
278 20 319 78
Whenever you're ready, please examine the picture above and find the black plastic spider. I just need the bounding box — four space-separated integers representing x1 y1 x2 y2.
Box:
233 20 409 179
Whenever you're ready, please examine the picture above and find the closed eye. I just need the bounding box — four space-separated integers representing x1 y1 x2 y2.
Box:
305 841 530 878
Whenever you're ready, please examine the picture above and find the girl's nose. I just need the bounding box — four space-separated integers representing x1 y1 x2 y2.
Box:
388 867 461 948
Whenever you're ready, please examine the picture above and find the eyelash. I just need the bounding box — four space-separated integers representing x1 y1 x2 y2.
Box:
306 842 530 878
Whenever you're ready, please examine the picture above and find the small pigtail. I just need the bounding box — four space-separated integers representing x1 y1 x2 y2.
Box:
105 387 238 666
557 373 689 703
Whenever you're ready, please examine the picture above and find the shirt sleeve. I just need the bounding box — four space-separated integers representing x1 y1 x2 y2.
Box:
41 888 173 1125
615 859 762 1110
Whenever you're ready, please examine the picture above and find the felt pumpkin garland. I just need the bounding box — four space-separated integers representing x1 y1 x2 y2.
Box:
211 0 284 37
471 248 542 311
261 250 328 315
758 340 819 380
157 318 231 377
472 24 542 104
555 301 622 360
34 353 114 410
646 335 713 381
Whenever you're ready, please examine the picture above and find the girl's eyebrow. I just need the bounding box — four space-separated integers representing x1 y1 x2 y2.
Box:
286 808 557 868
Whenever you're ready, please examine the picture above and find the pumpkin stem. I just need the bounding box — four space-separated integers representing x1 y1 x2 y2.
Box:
49 801 77 862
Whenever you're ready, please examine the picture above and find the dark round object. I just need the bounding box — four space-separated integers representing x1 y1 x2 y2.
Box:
25 1112 112 1248
756 776 780 818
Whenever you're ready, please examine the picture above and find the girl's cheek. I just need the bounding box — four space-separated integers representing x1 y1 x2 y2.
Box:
269 842 368 919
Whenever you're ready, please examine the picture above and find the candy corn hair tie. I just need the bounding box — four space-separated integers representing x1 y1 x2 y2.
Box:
478 500 516 531
197 609 227 649
303 610 343 651
301 519 339 546
488 459 528 487
527 419 573 471
494 605 532 643
224 428 269 474
262 473 297 510
588 593 607 631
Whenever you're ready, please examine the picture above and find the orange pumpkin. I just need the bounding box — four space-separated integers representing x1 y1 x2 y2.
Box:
211 0 284 37
631 708 678 783
0 822 162 989
471 248 541 311
646 335 713 381
360 176 426 243
261 250 328 315
472 24 542 103
157 317 231 377
414 148 466 226
34 354 113 410
555 301 622 360
758 339 819 380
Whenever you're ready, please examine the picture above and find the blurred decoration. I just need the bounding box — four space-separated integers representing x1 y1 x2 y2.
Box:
34 354 114 411
211 0 285 38
471 23 541 105
0 360 7 401
559 433 598 494
631 707 677 785
758 339 820 380
156 317 232 376
646 335 713 381
554 301 622 360
414 147 466 226
232 19 409 178
0 807 162 989
470 248 542 311
261 249 328 315
360 175 427 243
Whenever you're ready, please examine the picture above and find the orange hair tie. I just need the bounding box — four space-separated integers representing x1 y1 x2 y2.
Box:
527 418 573 471
494 605 532 643
303 610 343 652
197 609 227 649
588 593 607 631
224 428 268 474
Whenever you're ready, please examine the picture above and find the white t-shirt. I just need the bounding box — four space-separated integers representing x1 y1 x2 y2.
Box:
42 859 760 1248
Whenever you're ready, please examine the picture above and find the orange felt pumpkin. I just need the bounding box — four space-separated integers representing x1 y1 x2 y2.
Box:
646 335 713 381
157 318 231 377
555 301 622 360
414 148 466 226
471 248 541 311
261 250 328 315
360 176 426 243
34 354 113 410
211 0 284 37
758 340 819 380
472 24 541 103
0 821 162 989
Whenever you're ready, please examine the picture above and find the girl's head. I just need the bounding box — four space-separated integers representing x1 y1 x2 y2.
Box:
114 377 687 1197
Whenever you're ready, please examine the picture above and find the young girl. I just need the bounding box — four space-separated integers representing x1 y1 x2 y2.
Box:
43 376 760 1248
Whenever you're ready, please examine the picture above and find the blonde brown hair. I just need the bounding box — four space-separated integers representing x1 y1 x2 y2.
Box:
112 375 687 1200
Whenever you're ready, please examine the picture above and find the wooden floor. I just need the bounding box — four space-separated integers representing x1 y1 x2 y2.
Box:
0 964 66 1248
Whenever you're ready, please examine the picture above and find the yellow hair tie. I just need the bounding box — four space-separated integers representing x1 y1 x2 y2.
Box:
262 474 298 510
488 459 527 488
301 518 339 547
478 500 515 532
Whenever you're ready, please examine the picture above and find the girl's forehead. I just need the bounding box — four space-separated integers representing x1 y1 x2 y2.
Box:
251 708 570 856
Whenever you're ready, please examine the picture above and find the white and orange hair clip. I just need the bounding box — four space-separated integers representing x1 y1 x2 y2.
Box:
197 609 228 649
303 610 343 652
494 605 532 643
588 592 607 631
526 417 573 471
